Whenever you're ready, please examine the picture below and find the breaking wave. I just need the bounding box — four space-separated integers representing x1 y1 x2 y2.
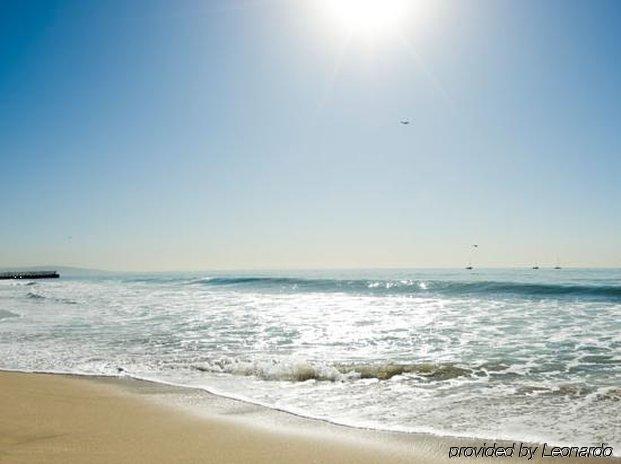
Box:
186 277 621 300
7 281 37 286
26 290 78 305
192 358 478 382
26 291 45 300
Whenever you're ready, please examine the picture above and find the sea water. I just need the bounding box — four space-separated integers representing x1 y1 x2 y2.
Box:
0 269 619 448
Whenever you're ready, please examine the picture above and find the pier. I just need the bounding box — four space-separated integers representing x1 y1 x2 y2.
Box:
0 271 60 280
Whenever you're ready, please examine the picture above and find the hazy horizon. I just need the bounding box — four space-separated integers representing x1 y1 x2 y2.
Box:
3 264 621 275
2 0 620 271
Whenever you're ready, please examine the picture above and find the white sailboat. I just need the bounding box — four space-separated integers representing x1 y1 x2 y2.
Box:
466 244 478 270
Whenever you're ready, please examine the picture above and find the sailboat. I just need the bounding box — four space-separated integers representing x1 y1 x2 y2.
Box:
466 244 478 270
554 256 562 269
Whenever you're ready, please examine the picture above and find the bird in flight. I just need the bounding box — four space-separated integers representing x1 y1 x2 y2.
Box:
400 119 411 125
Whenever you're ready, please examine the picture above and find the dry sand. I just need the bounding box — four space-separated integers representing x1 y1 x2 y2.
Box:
0 371 420 463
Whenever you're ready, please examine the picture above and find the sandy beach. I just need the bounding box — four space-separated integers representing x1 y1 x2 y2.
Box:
1 371 617 464
0 371 422 464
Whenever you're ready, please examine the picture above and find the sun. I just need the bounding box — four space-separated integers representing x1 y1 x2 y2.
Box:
322 0 411 37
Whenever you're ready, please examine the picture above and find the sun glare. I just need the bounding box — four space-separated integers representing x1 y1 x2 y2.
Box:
323 0 411 37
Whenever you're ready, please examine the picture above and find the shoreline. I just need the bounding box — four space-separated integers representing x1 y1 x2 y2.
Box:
1 371 618 463
0 366 502 443
1 366 617 452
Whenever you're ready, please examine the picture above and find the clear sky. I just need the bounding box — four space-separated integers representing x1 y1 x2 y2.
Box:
1 0 620 271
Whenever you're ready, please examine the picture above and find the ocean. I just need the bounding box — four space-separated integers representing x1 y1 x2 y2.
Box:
0 268 619 449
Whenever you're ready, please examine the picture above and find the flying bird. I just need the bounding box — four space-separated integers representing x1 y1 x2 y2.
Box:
400 119 410 125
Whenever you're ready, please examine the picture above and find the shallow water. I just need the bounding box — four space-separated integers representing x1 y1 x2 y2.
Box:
0 269 619 448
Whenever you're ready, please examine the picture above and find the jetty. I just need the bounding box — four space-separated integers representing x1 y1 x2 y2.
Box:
0 271 60 280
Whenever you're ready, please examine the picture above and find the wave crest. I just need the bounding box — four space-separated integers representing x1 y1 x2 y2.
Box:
27 291 45 300
343 363 473 381
187 276 621 299
26 291 78 305
193 359 474 382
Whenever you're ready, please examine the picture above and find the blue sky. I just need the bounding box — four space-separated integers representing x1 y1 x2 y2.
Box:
1 0 620 270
